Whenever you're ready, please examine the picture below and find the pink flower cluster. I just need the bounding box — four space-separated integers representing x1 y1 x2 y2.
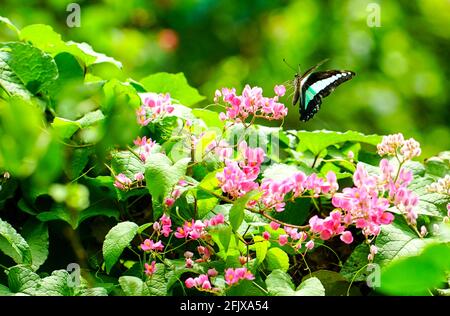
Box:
224 267 255 286
152 214 173 237
215 84 288 123
309 211 354 244
216 141 264 198
260 171 339 212
377 133 421 160
379 159 418 225
174 213 225 240
428 174 450 195
185 269 219 291
133 136 156 162
136 92 174 126
332 163 395 238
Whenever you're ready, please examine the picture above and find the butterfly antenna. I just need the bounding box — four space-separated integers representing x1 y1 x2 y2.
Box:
283 58 297 73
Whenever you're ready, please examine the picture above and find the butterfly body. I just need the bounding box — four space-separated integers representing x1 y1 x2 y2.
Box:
292 60 355 121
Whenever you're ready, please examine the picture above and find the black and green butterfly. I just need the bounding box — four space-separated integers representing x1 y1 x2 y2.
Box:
291 59 355 121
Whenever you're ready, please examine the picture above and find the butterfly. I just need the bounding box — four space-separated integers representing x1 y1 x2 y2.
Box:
290 59 355 121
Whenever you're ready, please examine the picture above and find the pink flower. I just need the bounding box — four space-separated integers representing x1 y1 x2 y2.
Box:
305 240 315 250
174 227 188 239
133 136 156 162
164 197 175 208
185 257 194 268
136 93 174 126
140 239 164 252
420 225 427 237
217 84 288 123
184 251 193 258
134 172 144 181
270 221 280 230
113 173 132 190
278 234 288 246
202 280 212 290
340 231 353 244
207 213 225 226
347 150 354 160
368 245 378 261
262 231 270 240
274 85 286 97
208 268 218 277
185 277 196 288
144 261 157 276
224 267 254 286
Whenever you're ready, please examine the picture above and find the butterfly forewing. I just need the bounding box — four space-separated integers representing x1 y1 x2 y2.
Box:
299 70 355 121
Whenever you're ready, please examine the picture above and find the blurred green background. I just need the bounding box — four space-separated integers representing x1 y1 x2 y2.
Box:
1 0 449 157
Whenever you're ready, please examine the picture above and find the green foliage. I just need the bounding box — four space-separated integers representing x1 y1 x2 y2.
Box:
0 218 32 265
140 72 205 107
102 222 139 273
266 270 325 296
379 242 450 296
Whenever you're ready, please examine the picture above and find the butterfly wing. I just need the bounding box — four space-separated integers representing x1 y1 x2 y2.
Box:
299 70 355 121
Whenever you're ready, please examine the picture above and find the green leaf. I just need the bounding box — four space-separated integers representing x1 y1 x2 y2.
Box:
0 283 13 296
0 97 51 177
0 16 19 36
20 24 122 68
102 221 139 273
425 152 450 178
306 270 355 296
144 263 167 296
140 72 205 106
340 243 370 282
0 218 32 265
375 221 431 266
265 247 289 272
36 203 119 230
295 277 325 296
229 191 259 232
225 280 266 296
296 130 381 156
111 150 146 180
265 269 295 296
22 219 49 271
252 236 269 266
407 174 450 217
36 270 72 296
119 276 145 296
192 109 225 129
0 50 33 98
0 42 58 95
195 170 222 218
210 225 233 255
380 243 450 295
266 269 325 296
7 265 40 294
145 154 190 204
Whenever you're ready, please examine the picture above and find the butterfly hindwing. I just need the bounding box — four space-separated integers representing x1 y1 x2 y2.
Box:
299 70 355 121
